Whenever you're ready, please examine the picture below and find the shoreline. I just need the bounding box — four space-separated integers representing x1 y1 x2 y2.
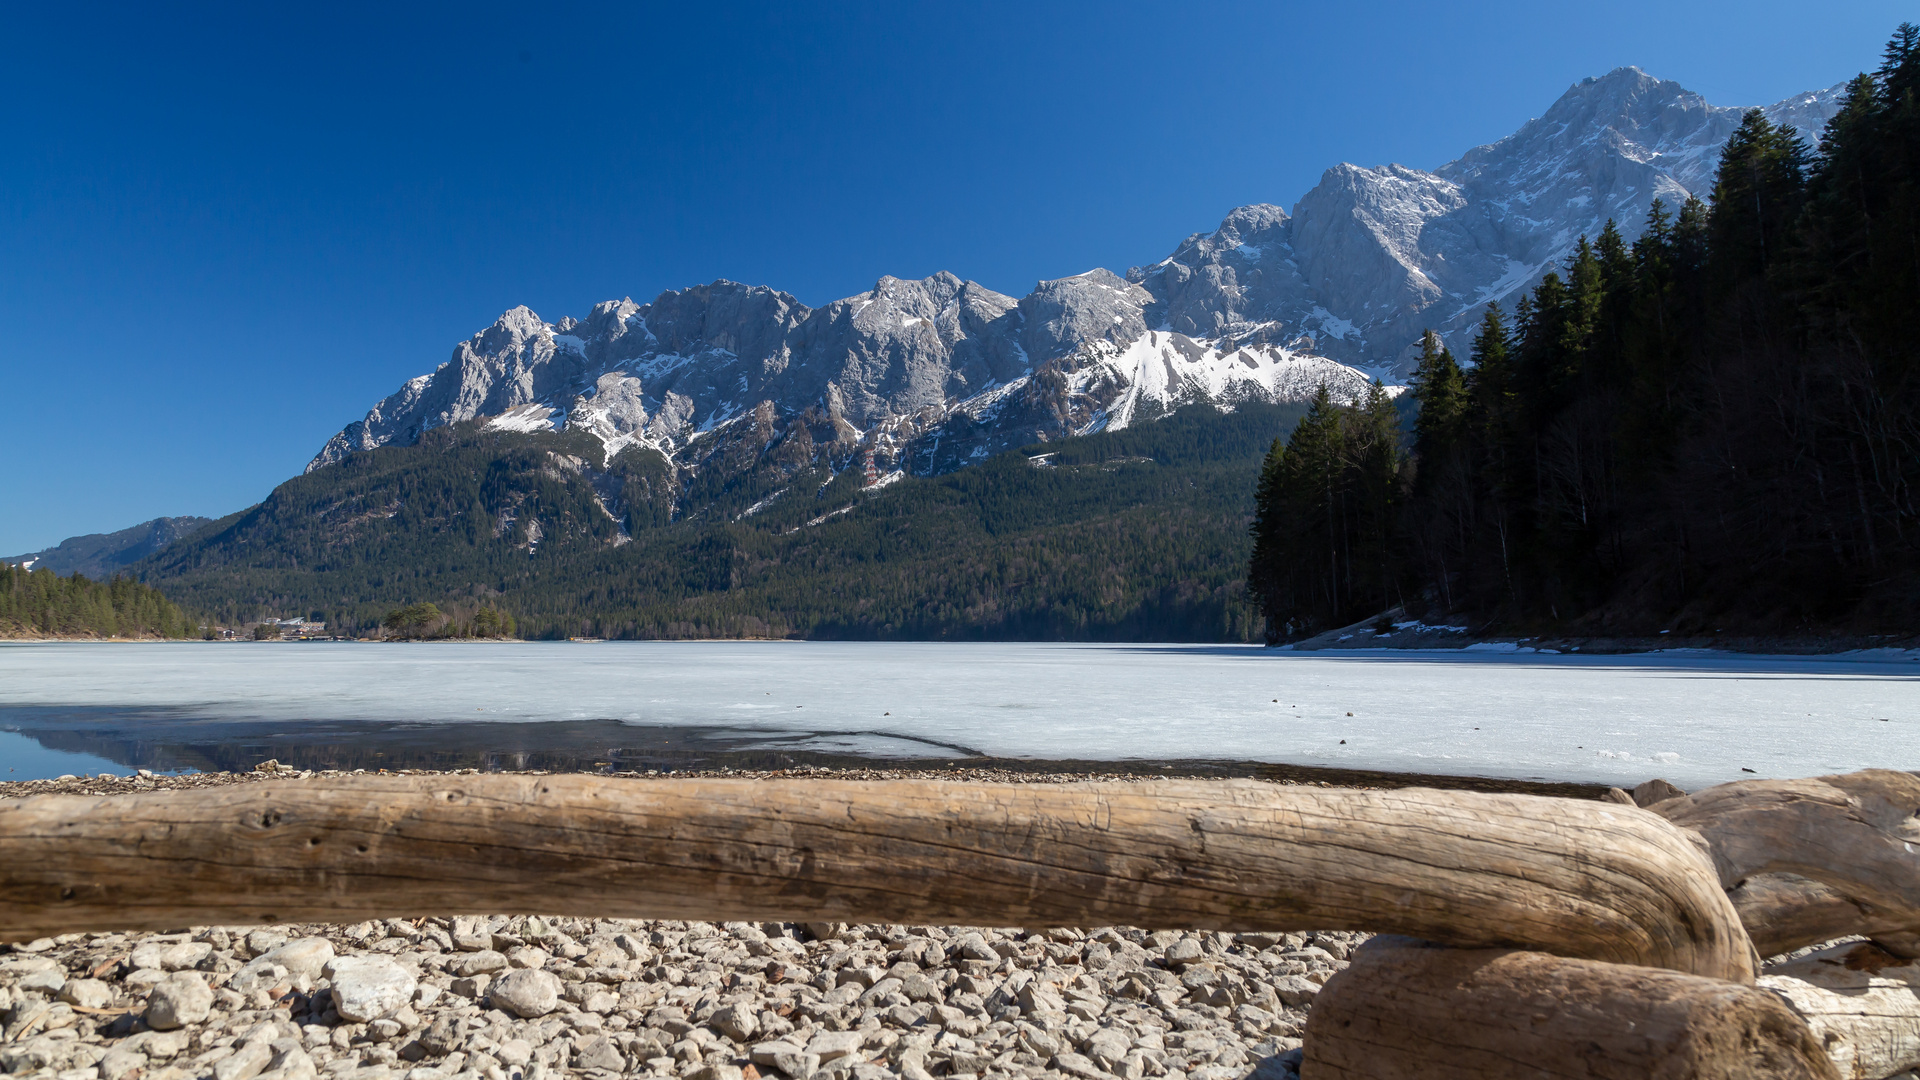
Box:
5 634 1918 659
0 768 1857 1080
0 760 1612 802
0 768 1360 1080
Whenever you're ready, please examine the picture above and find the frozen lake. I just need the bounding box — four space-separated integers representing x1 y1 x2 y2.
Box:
1 641 1917 787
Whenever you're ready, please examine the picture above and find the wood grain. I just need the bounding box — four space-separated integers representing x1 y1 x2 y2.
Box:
1657 770 1920 958
1302 937 1838 1080
0 775 1751 979
1731 873 1920 959
1761 940 1920 1080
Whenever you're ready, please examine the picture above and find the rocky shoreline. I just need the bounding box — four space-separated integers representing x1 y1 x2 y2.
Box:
1 768 1351 1080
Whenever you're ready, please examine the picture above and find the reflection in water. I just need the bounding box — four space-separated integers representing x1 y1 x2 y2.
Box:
0 730 128 779
0 707 1606 798
3 709 972 776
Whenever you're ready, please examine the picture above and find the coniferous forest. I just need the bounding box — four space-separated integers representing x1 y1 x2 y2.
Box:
140 401 1305 641
1250 25 1920 641
0 564 199 639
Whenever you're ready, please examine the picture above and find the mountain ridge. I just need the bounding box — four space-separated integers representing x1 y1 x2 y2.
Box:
305 67 1841 523
3 517 213 579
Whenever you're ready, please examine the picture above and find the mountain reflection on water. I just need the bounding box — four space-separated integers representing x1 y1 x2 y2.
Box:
0 708 1607 798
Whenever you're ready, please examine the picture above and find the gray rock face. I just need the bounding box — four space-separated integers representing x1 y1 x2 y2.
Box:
306 67 1843 492
1132 68 1845 377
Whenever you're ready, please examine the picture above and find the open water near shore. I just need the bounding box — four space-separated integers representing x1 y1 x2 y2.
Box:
1 640 1916 786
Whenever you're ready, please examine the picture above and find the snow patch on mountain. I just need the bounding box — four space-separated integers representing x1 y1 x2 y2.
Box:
309 65 1846 482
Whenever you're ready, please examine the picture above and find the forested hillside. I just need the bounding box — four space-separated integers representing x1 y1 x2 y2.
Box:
0 564 199 639
143 401 1312 641
1250 24 1920 640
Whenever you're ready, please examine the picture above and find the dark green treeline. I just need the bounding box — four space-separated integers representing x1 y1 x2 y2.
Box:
1250 24 1920 640
0 564 199 639
145 402 1305 642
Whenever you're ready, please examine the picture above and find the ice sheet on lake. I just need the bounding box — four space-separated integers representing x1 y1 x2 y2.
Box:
1 641 1916 788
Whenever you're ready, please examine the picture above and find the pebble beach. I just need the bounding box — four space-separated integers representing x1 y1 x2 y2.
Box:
0 768 1359 1080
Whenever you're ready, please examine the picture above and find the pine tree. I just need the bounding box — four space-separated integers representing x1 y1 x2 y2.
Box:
1410 330 1467 462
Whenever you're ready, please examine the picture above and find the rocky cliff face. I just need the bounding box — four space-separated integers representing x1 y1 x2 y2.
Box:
307 268 1375 488
1130 68 1843 373
308 67 1843 514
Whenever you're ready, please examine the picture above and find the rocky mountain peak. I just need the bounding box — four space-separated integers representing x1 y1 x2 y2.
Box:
308 65 1846 486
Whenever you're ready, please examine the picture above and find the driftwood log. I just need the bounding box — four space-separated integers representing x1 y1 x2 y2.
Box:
1731 873 1920 959
1760 940 1920 1080
0 774 1754 979
1302 936 1839 1080
1656 770 1920 958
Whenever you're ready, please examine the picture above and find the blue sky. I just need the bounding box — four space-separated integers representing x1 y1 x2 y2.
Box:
1 0 1909 555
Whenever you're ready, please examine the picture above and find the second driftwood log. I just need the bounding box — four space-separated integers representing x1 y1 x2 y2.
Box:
1302 936 1838 1080
1656 769 1920 958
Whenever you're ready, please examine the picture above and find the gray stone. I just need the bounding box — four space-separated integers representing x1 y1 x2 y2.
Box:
417 1015 463 1057
749 1041 805 1066
258 1037 317 1080
58 979 112 1010
1084 1029 1130 1068
1632 778 1688 808
145 971 214 1030
486 969 561 1019
0 1040 57 1075
503 946 549 970
450 950 507 978
18 968 65 995
250 938 335 979
1052 1052 1106 1080
572 1036 624 1072
900 974 943 1003
709 1002 756 1042
760 1050 819 1080
953 933 1000 964
98 1046 146 1080
142 1031 189 1059
1270 976 1320 1008
212 1041 274 1080
804 1029 864 1063
449 917 493 952
323 956 416 1023
449 974 491 999
496 1039 533 1067
1163 937 1205 966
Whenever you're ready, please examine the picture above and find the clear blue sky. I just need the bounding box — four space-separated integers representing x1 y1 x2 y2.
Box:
1 1 1908 555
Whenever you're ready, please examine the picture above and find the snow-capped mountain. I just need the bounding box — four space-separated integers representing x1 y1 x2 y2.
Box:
310 67 1842 484
310 269 1381 479
1130 68 1844 373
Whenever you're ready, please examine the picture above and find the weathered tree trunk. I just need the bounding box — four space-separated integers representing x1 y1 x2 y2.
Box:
0 775 1752 979
1732 873 1920 959
1302 936 1838 1080
1760 940 1920 1080
1656 770 1920 958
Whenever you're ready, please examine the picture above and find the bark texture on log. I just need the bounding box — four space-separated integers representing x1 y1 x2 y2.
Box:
1302 937 1838 1080
1733 873 1920 960
1761 941 1920 1080
0 775 1752 978
1657 771 1920 959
